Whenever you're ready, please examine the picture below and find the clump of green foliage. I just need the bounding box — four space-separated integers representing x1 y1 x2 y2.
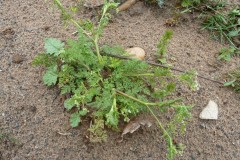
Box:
181 0 226 11
202 8 240 49
144 0 165 7
180 0 240 59
157 29 173 64
33 0 198 159
218 47 240 61
157 0 165 6
224 67 240 92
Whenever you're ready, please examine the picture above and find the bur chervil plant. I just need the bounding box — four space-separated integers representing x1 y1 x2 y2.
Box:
33 0 198 159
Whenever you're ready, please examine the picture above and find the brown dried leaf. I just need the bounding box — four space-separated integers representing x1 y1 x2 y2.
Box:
121 118 152 137
139 119 152 127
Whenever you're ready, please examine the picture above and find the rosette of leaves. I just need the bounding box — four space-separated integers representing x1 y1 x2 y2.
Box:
33 0 197 159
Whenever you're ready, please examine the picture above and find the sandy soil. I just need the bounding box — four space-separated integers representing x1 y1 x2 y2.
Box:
0 0 239 159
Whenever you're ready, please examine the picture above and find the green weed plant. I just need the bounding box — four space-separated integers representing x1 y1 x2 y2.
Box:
224 67 240 92
33 1 198 159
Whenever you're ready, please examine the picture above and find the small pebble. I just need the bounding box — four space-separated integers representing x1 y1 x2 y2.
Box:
125 47 146 60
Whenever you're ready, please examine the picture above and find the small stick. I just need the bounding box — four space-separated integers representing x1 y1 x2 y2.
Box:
103 53 224 85
57 131 72 136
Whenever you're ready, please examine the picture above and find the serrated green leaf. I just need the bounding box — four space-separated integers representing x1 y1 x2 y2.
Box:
32 53 50 66
79 108 89 116
228 30 239 37
64 98 75 110
82 20 94 32
60 85 72 94
159 58 167 64
70 112 81 127
181 0 191 7
105 97 119 128
43 65 58 86
44 38 64 56
224 80 236 86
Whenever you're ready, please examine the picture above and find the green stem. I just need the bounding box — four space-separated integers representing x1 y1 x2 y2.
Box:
145 105 175 160
78 61 90 71
69 19 94 41
115 89 176 159
93 1 114 64
123 73 155 77
115 90 156 106
94 38 103 63
53 0 94 41
53 0 104 64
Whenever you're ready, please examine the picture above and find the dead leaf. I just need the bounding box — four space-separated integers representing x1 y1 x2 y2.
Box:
121 118 152 138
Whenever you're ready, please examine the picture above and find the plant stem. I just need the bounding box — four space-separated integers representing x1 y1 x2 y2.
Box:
123 73 155 77
145 105 175 159
53 0 104 63
116 89 176 159
53 0 94 41
115 90 156 106
93 3 110 64
69 19 94 41
94 38 103 63
103 52 224 85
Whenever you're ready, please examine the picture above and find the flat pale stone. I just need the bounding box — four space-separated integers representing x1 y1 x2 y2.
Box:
199 100 218 120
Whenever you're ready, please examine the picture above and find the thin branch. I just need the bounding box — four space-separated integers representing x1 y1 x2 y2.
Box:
103 53 224 85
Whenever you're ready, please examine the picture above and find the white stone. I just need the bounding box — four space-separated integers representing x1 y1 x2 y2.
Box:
199 100 218 120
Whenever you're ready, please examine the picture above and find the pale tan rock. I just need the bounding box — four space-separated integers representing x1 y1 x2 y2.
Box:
125 47 146 60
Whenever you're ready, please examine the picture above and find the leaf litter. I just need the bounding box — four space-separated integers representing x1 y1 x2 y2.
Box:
119 116 153 142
